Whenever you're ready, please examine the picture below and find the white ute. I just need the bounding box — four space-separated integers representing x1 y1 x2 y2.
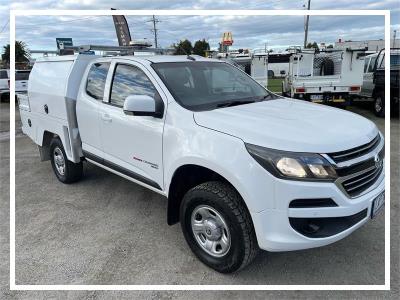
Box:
19 53 385 273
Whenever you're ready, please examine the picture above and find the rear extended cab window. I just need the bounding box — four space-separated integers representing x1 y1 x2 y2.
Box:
86 62 110 100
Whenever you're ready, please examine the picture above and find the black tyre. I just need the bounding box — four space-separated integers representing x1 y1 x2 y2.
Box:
281 82 288 97
374 93 385 117
0 93 10 103
180 181 258 273
50 138 83 183
320 58 334 76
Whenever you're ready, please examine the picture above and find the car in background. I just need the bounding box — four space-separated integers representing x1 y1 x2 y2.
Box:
359 48 400 117
0 69 31 102
0 69 9 102
282 48 365 108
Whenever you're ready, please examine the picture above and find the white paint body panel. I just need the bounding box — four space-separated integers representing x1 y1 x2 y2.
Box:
20 54 385 252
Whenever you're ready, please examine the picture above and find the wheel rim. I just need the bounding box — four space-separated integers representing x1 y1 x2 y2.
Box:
191 205 231 257
53 147 65 176
375 97 382 113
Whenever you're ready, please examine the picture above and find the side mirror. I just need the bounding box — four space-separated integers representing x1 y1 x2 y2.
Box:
123 95 162 117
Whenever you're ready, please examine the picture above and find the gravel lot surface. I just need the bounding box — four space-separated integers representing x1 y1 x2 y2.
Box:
0 101 398 299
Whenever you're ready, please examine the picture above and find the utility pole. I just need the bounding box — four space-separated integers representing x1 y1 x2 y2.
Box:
393 30 397 48
147 15 160 49
304 0 311 49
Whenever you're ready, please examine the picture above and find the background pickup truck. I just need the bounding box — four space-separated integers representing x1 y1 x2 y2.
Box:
18 53 385 273
281 48 365 107
372 48 400 117
0 69 30 102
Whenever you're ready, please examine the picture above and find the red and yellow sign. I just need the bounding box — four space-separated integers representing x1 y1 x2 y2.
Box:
222 32 233 46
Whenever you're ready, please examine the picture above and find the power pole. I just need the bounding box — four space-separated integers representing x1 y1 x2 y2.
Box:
147 15 160 48
393 30 397 48
304 0 311 49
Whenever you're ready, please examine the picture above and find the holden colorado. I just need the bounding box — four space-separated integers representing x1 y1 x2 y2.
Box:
18 54 385 273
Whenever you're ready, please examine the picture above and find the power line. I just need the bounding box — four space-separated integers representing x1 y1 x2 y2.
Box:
0 20 9 34
147 15 160 48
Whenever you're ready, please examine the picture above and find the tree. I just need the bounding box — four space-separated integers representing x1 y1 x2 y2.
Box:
193 39 210 57
306 41 319 50
2 41 31 64
327 44 334 49
173 39 193 55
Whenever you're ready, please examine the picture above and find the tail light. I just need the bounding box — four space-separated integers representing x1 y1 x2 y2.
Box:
295 87 306 93
349 86 360 92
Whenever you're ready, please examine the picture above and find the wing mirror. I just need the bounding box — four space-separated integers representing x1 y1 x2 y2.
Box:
123 95 163 118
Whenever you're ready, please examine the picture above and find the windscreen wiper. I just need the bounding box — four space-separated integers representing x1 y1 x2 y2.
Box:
216 100 255 108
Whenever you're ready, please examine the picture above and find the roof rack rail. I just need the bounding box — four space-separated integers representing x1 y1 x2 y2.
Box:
63 44 174 56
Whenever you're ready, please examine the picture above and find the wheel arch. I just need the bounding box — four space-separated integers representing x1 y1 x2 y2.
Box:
166 164 249 225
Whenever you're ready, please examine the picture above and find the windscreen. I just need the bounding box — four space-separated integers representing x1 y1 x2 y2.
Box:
16 71 30 80
152 61 276 111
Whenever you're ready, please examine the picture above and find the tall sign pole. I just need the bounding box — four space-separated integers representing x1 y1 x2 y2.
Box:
304 0 311 49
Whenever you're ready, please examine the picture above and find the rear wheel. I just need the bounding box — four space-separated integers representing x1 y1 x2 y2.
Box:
50 138 83 183
281 82 288 97
374 93 385 117
180 181 258 273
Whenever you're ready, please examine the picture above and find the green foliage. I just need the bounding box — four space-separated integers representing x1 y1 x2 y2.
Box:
193 39 210 57
306 42 319 50
2 41 30 63
173 39 193 55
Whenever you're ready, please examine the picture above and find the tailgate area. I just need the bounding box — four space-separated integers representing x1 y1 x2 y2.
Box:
17 93 35 140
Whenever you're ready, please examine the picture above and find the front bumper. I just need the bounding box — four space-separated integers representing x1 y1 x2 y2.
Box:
251 166 384 252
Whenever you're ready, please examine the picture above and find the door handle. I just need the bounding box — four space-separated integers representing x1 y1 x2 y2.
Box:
101 113 112 123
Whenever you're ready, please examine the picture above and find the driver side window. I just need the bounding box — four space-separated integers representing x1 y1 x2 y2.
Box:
110 64 157 107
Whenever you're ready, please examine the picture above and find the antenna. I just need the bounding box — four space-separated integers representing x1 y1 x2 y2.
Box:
177 43 196 61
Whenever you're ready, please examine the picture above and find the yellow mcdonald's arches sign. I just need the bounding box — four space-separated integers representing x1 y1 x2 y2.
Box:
222 32 233 46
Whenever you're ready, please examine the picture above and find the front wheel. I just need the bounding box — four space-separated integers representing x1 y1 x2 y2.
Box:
374 93 385 117
50 138 83 183
180 181 258 273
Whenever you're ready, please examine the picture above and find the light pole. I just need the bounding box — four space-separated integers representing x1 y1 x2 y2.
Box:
304 0 311 49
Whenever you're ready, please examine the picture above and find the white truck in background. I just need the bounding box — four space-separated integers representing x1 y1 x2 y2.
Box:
18 51 385 273
282 48 366 107
0 69 30 102
0 69 9 101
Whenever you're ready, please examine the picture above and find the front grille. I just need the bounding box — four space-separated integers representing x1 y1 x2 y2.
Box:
327 134 381 163
341 164 383 197
330 135 384 198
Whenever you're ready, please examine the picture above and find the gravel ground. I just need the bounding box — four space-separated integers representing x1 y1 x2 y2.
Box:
0 101 398 299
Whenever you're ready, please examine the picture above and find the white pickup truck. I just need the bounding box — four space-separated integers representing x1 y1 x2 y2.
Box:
1 69 30 101
282 48 365 107
18 53 385 273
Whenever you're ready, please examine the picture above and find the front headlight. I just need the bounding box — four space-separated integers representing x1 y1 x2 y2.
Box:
245 143 337 181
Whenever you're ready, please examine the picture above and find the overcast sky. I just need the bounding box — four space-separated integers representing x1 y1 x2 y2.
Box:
0 0 399 53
